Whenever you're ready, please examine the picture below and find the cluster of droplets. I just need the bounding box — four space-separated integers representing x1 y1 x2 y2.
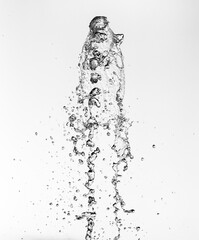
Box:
111 113 135 240
67 111 100 239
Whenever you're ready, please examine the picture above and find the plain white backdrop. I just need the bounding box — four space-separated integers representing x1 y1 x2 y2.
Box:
0 0 199 239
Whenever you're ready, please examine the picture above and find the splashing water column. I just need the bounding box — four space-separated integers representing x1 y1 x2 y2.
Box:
68 16 134 240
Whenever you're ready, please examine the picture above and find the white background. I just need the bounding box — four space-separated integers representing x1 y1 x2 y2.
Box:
0 0 199 240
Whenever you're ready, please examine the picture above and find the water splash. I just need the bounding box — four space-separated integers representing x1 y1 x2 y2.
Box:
66 16 134 240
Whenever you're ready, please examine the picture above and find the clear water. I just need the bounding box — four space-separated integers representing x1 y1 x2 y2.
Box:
65 16 134 240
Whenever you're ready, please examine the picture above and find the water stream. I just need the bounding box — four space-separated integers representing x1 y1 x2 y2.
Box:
65 16 134 240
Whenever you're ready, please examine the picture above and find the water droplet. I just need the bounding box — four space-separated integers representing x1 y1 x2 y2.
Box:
136 226 140 231
69 114 76 122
